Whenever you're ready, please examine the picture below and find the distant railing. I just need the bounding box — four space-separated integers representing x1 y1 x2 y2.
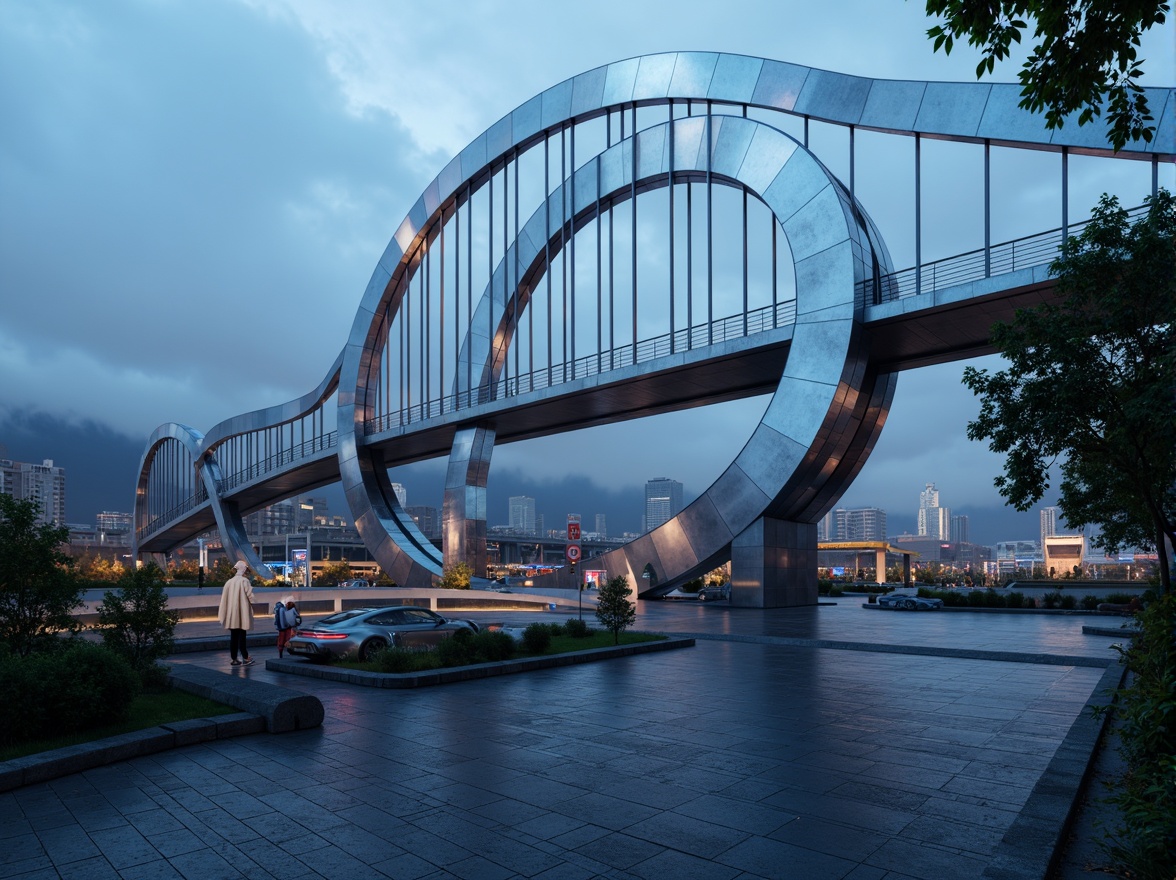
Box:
866 204 1148 303
365 298 798 434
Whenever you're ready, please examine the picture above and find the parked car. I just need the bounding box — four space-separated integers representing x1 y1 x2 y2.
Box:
876 592 944 611
338 578 370 589
286 606 479 661
697 583 731 602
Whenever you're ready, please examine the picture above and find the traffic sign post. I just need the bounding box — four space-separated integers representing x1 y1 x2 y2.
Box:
567 515 582 618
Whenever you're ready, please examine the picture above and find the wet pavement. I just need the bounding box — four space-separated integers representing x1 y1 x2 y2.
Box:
0 598 1135 879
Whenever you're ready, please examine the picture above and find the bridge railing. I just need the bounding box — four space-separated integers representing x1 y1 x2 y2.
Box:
215 431 339 495
364 298 798 434
137 485 208 542
869 205 1148 303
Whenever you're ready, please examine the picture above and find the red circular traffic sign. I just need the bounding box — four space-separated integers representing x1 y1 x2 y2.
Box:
565 544 581 562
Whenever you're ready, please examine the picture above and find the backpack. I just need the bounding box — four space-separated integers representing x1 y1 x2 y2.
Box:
274 603 285 630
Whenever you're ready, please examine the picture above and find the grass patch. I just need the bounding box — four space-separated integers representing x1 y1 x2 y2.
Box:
334 629 666 674
0 688 237 762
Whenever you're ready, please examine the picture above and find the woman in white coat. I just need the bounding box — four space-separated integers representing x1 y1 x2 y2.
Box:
218 560 256 666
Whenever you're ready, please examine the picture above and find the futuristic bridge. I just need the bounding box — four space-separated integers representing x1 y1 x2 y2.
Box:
134 53 1174 607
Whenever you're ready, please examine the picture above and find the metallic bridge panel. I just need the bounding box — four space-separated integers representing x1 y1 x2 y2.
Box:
134 52 1173 604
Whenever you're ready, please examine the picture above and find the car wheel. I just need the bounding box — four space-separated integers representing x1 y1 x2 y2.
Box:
359 637 388 661
903 599 917 610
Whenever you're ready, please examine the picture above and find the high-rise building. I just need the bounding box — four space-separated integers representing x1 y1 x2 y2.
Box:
407 506 440 541
1040 506 1061 546
917 482 950 541
817 511 835 542
1 458 66 525
509 496 536 534
391 483 407 508
950 514 969 544
644 478 683 531
595 513 607 538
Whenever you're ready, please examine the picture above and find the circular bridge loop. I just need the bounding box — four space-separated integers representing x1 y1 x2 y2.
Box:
339 109 895 594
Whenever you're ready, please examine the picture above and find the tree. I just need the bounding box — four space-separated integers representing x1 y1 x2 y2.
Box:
316 560 354 586
963 191 1175 593
97 562 179 673
437 561 473 590
924 1 1169 150
595 575 637 645
0 494 84 656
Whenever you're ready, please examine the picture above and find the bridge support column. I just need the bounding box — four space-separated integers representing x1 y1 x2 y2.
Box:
730 517 818 608
443 425 494 579
876 549 887 584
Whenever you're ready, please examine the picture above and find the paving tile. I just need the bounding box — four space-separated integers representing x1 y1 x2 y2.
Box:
89 824 161 870
717 834 858 879
629 848 743 880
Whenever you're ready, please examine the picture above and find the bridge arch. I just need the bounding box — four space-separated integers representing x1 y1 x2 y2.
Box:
132 52 1170 604
340 110 896 599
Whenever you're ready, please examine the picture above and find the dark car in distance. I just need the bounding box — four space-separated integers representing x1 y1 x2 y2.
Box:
697 583 731 602
286 606 479 661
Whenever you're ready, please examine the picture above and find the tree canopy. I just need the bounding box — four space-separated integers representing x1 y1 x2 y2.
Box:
963 191 1175 591
924 1 1170 150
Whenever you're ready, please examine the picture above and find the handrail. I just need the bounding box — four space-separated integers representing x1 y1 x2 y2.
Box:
866 204 1148 303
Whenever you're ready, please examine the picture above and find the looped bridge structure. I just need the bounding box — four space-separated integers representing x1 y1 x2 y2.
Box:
134 53 1174 606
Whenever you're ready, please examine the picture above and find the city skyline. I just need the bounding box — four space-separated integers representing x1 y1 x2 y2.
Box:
1 2 1171 555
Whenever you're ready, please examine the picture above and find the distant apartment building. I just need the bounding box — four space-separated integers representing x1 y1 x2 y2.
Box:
407 505 441 541
1 458 66 525
391 482 408 508
820 507 887 542
595 513 607 539
509 495 536 534
244 496 329 536
644 478 683 531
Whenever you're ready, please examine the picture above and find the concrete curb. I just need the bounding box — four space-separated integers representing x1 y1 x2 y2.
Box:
1 667 325 793
266 636 695 688
981 661 1128 880
0 712 263 794
167 666 324 732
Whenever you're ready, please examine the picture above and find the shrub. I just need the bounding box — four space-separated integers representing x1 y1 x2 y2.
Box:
967 589 989 607
1081 594 1102 610
1105 592 1136 605
521 623 552 654
1043 590 1063 609
1004 591 1024 608
374 646 442 673
1059 593 1077 610
1096 592 1176 879
97 563 179 676
0 642 140 747
983 589 1006 607
564 618 592 638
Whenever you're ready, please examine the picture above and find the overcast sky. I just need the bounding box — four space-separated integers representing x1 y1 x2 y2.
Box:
1 0 1172 543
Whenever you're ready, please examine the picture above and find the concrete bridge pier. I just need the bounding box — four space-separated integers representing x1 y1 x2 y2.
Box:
730 517 819 608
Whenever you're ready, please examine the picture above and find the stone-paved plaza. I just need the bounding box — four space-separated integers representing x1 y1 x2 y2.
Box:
0 600 1131 879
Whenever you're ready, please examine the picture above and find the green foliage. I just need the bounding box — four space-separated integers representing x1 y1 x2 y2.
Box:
924 0 1168 149
963 193 1176 594
0 642 141 747
0 494 84 657
1097 592 1176 878
373 645 443 673
208 558 236 587
521 623 553 654
1042 590 1062 608
97 563 179 675
563 617 592 638
437 561 473 590
316 560 354 586
1059 593 1077 610
595 575 637 645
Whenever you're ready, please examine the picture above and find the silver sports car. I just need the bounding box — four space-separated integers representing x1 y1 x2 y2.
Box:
286 606 480 661
876 592 944 611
